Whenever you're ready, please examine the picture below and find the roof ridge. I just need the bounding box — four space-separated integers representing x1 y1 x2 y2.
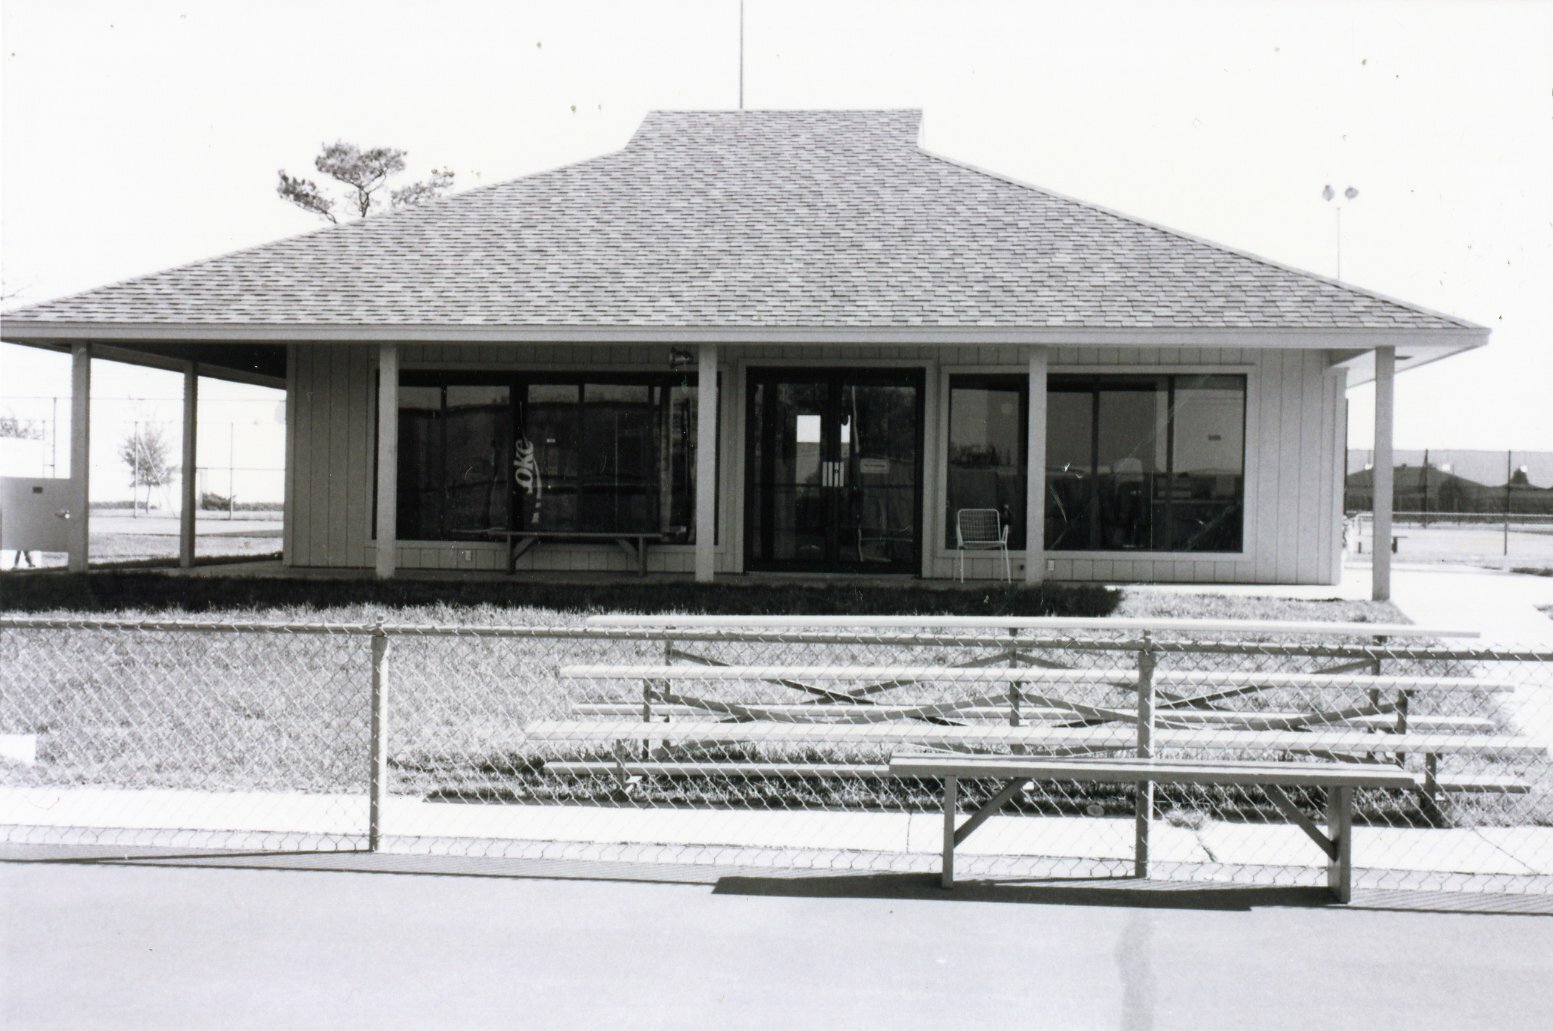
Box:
914 138 1484 333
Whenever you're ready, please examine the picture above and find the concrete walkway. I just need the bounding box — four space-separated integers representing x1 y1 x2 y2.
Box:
1384 563 1553 649
1131 558 1553 745
7 784 1552 886
1126 557 1553 631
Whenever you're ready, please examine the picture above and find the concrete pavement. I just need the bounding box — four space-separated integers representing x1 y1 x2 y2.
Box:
5 854 1552 1030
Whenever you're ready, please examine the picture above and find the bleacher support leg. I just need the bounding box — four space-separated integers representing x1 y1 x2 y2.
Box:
1327 785 1354 903
942 776 958 889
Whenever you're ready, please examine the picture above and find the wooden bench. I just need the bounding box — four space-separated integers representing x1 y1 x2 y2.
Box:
886 753 1419 901
477 529 665 575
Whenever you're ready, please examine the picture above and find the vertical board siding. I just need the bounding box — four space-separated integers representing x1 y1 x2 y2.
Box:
1316 365 1335 580
282 344 297 565
344 346 371 563
325 345 351 564
1293 351 1316 580
289 346 311 564
1254 352 1284 582
289 343 375 568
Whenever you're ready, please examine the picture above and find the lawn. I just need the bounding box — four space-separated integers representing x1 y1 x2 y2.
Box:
14 511 284 569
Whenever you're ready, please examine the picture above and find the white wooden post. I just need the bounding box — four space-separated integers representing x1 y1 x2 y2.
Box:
179 364 199 568
1372 346 1395 601
695 342 718 583
375 343 399 579
68 343 91 572
1024 347 1049 583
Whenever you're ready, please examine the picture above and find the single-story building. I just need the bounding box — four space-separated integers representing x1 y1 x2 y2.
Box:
0 110 1486 596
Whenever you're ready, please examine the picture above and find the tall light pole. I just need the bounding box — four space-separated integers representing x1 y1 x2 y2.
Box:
1322 184 1359 280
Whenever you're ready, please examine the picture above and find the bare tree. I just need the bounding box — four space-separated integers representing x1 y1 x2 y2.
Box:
0 412 44 440
277 142 455 223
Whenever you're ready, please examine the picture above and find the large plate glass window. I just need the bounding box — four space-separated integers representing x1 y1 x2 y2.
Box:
395 382 512 541
1047 373 1245 552
390 373 698 543
519 378 699 540
945 375 1028 549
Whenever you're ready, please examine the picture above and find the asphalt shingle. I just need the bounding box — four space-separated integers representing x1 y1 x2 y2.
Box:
5 110 1474 331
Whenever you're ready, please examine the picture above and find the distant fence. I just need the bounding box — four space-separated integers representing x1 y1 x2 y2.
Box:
0 394 285 508
1346 449 1553 518
3 616 1551 895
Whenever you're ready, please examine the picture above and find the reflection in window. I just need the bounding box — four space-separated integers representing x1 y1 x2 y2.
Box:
521 380 698 540
396 383 511 541
1046 374 1245 552
392 374 698 543
945 376 1027 549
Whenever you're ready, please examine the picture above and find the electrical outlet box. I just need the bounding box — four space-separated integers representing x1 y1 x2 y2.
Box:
459 549 473 564
1046 559 1055 572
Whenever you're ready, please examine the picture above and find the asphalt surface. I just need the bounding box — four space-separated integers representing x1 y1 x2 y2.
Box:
5 854 1551 1030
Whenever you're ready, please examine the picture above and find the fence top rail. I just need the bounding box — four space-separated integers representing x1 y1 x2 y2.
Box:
585 614 1478 639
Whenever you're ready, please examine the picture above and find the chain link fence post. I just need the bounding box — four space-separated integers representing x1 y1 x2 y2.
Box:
1134 632 1156 879
368 616 390 852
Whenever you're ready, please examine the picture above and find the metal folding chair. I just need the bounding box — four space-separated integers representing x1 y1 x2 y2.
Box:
955 508 1010 582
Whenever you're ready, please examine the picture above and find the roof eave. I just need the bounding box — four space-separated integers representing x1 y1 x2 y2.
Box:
0 319 1492 351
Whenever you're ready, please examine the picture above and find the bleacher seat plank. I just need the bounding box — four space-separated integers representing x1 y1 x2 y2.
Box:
568 701 1496 733
561 664 1514 693
886 754 1419 789
522 719 1546 757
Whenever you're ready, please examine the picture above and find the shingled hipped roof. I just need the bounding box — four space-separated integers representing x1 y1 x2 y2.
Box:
4 110 1479 334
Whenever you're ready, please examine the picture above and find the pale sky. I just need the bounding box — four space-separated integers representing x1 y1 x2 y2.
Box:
3 0 1551 458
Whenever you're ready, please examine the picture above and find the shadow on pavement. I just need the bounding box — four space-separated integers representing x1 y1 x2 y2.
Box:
711 871 1335 911
6 843 1550 915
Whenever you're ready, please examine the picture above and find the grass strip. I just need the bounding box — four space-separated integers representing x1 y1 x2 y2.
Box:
0 571 1119 618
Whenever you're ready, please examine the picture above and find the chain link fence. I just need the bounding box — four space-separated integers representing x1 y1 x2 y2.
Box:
1345 448 1553 569
3 616 1551 894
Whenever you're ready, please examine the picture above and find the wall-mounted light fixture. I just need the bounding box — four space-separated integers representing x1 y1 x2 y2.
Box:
669 348 696 370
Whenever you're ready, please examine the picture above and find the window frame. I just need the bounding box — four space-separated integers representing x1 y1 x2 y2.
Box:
933 361 1256 562
943 372 1030 550
1046 370 1250 556
373 368 708 546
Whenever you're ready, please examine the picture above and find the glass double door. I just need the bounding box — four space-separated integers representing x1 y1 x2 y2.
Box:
745 368 923 574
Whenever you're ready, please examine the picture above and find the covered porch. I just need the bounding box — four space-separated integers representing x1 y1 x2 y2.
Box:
339 334 1427 598
0 338 284 573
